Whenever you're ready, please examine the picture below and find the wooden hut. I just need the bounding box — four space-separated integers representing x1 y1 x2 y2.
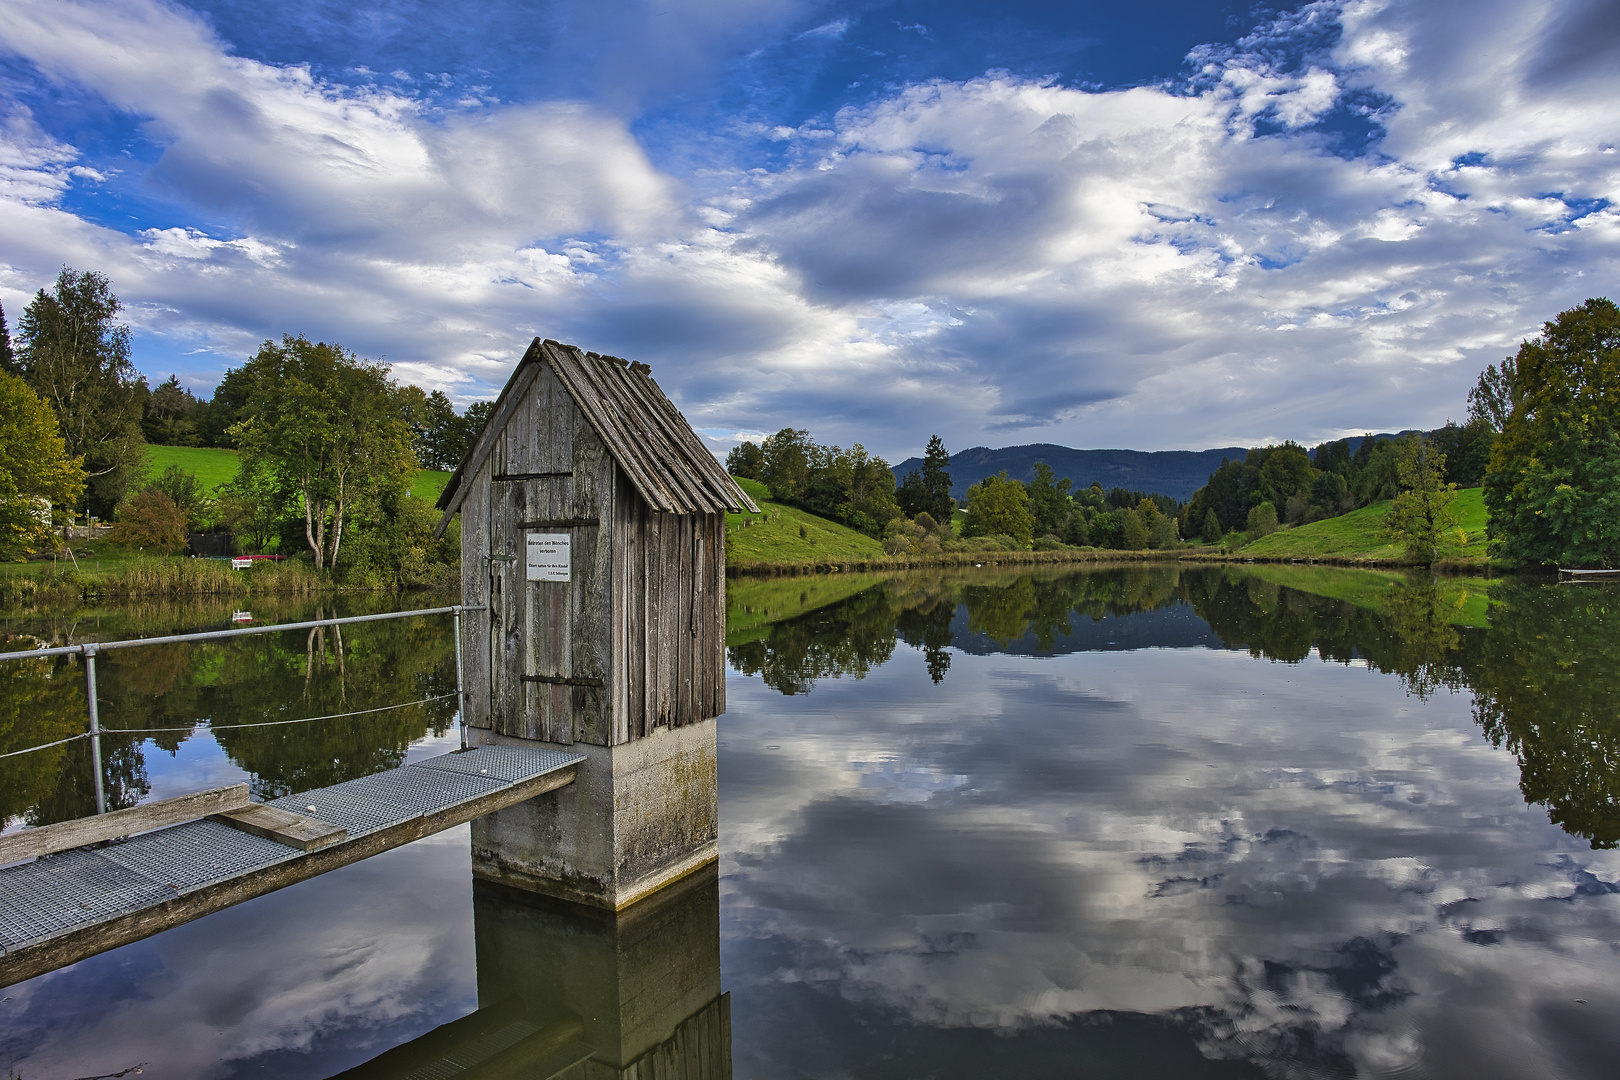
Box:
435 338 758 749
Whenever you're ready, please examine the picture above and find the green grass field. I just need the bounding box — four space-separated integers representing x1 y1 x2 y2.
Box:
725 571 892 644
1239 487 1488 563
143 445 452 503
1240 563 1496 628
724 477 886 568
145 445 240 490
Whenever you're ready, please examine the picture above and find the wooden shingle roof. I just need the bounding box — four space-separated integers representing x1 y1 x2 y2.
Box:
434 338 759 536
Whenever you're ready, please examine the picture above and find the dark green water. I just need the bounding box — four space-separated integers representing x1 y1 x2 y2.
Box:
2 566 1618 1078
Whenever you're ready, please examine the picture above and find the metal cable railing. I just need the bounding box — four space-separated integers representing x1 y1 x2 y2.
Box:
0 605 480 814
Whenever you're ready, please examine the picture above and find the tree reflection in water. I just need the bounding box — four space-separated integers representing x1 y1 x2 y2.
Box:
0 596 457 827
729 564 1620 850
1469 581 1620 848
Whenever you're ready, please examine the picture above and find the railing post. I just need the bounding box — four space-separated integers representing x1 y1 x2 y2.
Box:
82 644 105 815
453 606 466 750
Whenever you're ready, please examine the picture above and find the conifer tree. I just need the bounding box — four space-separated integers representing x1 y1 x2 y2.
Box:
0 301 15 375
919 435 953 522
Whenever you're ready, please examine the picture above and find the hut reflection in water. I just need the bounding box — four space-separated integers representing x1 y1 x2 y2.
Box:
332 866 729 1079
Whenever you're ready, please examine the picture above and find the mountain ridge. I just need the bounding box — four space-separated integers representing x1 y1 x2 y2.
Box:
891 436 1404 501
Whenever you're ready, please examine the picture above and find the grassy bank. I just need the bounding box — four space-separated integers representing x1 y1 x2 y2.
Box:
726 482 888 566
143 445 454 504
1230 488 1489 566
725 572 893 645
1238 562 1496 628
724 477 1202 576
0 554 326 604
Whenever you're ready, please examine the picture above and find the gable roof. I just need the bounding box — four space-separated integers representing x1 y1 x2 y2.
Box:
434 338 759 536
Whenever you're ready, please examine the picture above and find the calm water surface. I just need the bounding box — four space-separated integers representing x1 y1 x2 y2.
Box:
2 566 1618 1078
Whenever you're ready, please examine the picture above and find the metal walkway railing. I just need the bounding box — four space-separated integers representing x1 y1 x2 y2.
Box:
0 742 583 987
0 605 480 814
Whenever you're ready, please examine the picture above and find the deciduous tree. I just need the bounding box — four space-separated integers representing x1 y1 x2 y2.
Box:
17 268 145 514
962 472 1033 546
1246 501 1278 539
726 440 766 482
109 489 188 555
762 428 812 504
230 336 416 570
1382 435 1463 565
1484 298 1620 568
1468 356 1521 432
0 371 84 553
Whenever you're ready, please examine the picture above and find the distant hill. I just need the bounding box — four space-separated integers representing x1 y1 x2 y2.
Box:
891 444 1246 501
891 435 1410 502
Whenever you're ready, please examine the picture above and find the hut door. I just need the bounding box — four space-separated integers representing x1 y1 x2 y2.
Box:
488 475 591 744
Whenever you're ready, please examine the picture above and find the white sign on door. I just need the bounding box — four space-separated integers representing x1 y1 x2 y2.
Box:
526 533 572 582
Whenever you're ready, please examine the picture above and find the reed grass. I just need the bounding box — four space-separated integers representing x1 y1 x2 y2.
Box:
0 558 326 603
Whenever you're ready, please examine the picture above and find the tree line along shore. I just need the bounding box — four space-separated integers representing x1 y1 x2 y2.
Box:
1 269 1614 598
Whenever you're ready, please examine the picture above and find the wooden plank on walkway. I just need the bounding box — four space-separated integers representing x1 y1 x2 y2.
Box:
0 784 250 865
210 804 347 852
0 747 581 988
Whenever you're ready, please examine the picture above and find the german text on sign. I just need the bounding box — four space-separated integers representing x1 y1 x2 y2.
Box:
526 533 572 582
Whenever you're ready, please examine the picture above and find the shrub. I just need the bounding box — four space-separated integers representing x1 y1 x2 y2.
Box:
1246 501 1279 540
109 489 188 554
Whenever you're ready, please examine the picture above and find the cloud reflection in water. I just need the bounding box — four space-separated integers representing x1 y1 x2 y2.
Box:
720 570 1620 1078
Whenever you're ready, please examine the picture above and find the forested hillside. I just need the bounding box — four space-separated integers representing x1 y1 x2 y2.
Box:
892 444 1247 500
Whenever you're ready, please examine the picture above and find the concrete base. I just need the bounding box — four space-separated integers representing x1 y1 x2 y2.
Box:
473 867 727 1073
331 868 729 1078
467 720 718 910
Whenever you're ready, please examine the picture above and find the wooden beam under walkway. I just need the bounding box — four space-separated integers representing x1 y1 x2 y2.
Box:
0 744 583 988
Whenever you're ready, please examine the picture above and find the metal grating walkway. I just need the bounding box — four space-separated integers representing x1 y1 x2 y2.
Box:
0 744 582 963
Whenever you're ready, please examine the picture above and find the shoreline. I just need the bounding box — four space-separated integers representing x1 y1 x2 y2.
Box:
727 547 1507 578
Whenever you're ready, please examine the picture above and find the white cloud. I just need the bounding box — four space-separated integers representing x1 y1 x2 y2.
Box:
0 0 1615 454
0 107 80 205
721 645 1620 1074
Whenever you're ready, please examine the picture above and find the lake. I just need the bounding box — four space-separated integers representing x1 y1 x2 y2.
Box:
1 565 1617 1078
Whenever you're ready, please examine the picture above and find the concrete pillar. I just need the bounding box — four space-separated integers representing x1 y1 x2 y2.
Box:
466 720 718 910
331 866 729 1079
471 866 728 1077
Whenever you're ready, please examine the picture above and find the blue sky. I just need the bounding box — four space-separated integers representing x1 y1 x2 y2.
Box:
1 0 1617 459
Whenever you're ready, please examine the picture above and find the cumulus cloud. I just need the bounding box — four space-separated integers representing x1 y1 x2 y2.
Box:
4 827 477 1078
721 645 1620 1076
710 1 1620 449
0 107 82 205
0 0 1615 454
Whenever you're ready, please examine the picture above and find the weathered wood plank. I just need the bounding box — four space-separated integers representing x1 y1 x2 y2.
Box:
0 767 577 989
462 460 492 729
626 476 647 741
572 422 613 746
610 465 630 746
0 784 251 864
490 474 526 738
434 342 546 533
676 513 692 729
712 513 728 718
210 804 347 852
658 511 677 729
